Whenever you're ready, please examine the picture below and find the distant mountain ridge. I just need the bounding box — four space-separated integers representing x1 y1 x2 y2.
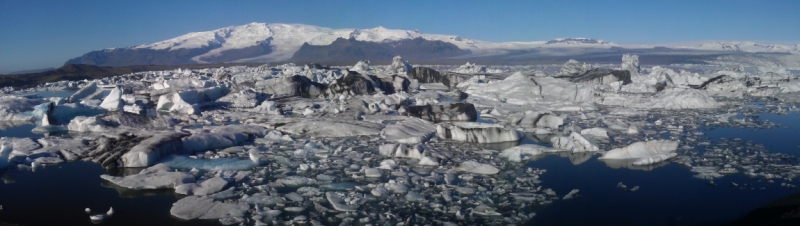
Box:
695 41 800 54
65 22 615 67
63 22 799 68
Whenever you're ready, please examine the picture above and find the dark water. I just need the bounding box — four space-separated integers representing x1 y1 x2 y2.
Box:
0 124 43 139
0 161 220 226
704 113 800 156
526 112 800 226
525 155 796 226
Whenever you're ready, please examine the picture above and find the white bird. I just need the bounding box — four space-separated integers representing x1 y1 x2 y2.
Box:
90 214 105 221
85 208 91 213
107 207 114 215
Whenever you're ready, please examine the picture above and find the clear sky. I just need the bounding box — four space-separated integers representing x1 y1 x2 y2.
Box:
1 0 798 74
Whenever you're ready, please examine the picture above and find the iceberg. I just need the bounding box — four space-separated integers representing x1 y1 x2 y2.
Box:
99 87 124 111
621 54 640 76
404 103 478 122
120 132 186 168
175 176 229 196
599 140 679 165
380 118 437 144
455 161 499 175
160 155 259 171
0 96 46 122
170 196 248 220
499 144 565 162
262 117 383 137
100 163 195 190
436 122 523 143
550 132 600 152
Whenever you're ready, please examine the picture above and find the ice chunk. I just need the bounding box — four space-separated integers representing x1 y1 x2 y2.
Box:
100 163 195 190
599 140 679 165
621 54 640 76
364 168 382 178
0 96 46 122
99 87 124 111
67 116 108 132
389 56 413 75
499 144 564 162
170 196 248 220
557 59 593 76
451 62 486 74
436 122 523 143
380 118 437 144
68 81 101 102
580 128 609 139
550 132 600 152
0 142 12 169
455 161 499 175
563 189 580 200
419 83 449 90
571 69 632 85
251 101 281 115
175 176 229 196
325 192 359 212
602 88 720 109
181 132 249 154
274 176 316 187
262 118 383 138
215 89 259 108
405 103 478 122
121 132 185 168
160 155 259 171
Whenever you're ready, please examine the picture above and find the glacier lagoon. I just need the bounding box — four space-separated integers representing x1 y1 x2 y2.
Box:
1 58 800 225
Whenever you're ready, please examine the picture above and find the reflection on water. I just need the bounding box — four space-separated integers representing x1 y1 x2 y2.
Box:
0 123 43 139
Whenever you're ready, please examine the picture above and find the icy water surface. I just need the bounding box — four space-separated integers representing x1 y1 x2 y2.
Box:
1 112 799 225
0 161 220 226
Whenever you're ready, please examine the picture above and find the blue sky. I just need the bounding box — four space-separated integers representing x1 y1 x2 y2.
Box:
1 0 798 74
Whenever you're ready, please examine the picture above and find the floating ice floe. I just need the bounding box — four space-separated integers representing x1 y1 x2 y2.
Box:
599 140 679 165
170 196 249 220
455 160 499 175
550 132 600 152
499 144 566 162
100 164 195 190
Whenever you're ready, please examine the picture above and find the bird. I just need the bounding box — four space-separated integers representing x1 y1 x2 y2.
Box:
85 208 91 213
107 207 114 215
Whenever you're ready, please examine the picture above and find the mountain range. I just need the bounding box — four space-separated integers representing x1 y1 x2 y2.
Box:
65 22 800 67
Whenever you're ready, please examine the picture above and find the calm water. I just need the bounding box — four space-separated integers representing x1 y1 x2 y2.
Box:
1 112 799 225
0 161 220 226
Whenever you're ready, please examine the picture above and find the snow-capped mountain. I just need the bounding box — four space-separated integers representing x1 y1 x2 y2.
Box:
695 41 800 54
65 22 614 67
546 38 614 45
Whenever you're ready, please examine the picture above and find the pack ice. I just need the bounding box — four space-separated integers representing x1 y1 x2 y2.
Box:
2 53 800 225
